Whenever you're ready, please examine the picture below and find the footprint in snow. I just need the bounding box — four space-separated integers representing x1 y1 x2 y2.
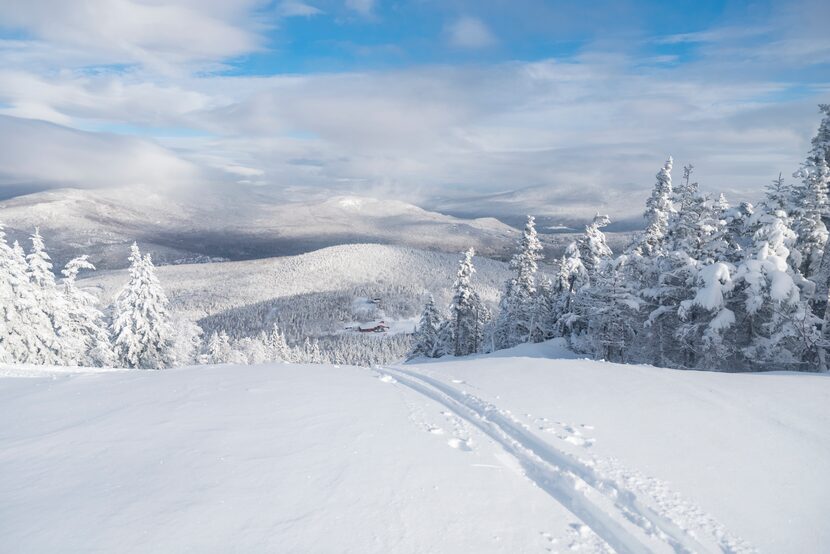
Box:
427 427 444 435
447 438 472 451
537 420 597 447
562 435 596 448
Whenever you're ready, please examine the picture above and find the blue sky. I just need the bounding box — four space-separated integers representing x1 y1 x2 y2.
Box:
0 0 827 220
237 0 734 73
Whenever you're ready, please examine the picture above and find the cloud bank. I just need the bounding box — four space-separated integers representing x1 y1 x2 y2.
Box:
0 0 827 221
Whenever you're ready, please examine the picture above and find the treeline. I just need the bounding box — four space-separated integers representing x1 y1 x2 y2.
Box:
0 234 412 369
412 105 830 372
0 236 199 368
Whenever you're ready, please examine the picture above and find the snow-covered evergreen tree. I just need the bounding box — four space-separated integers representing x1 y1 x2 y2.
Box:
551 242 588 338
577 214 612 279
529 275 555 343
791 159 829 281
676 261 736 369
494 215 543 349
110 243 175 369
236 336 265 364
299 337 325 363
0 227 21 363
203 330 232 364
666 168 708 256
170 316 203 366
61 256 114 366
5 240 54 363
270 324 292 362
443 248 487 357
582 256 641 362
635 157 675 256
808 104 830 166
410 296 442 359
763 173 794 215
789 106 830 303
25 229 68 364
731 210 821 370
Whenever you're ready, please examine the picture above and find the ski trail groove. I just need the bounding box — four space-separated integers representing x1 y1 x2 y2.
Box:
383 366 718 554
380 367 655 554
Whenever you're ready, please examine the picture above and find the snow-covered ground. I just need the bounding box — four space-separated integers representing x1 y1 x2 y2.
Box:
2 343 828 552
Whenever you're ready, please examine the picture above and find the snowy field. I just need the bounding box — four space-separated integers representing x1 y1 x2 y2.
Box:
2 342 828 553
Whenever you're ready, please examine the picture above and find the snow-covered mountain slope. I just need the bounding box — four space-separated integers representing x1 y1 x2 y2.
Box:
81 243 511 339
0 186 518 269
2 343 827 552
82 243 510 317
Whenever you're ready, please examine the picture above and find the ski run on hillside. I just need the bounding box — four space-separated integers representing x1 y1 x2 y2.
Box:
2 343 828 552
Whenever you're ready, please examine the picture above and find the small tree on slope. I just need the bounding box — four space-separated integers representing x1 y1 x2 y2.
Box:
577 214 613 279
61 256 114 366
791 159 829 282
111 243 175 369
442 248 487 357
635 157 675 257
26 229 73 364
583 256 641 362
494 215 543 349
5 240 56 363
410 295 442 359
551 242 588 338
0 227 26 363
266 324 292 362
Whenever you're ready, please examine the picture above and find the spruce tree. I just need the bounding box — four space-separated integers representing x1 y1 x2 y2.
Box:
61 255 114 366
447 248 486 356
636 157 675 256
731 210 821 370
801 106 830 333
551 242 588 338
410 296 442 358
791 159 829 281
0 227 20 363
584 256 641 362
266 324 292 362
25 229 68 364
529 275 555 343
7 240 55 363
577 214 612 280
494 215 543 349
204 331 231 364
111 243 175 369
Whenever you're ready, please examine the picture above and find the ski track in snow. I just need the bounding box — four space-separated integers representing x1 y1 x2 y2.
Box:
378 366 756 554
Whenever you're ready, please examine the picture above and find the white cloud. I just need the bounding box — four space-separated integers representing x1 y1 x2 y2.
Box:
0 115 201 189
448 16 497 49
279 1 323 17
0 0 267 72
0 0 827 221
345 0 376 17
0 54 825 220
